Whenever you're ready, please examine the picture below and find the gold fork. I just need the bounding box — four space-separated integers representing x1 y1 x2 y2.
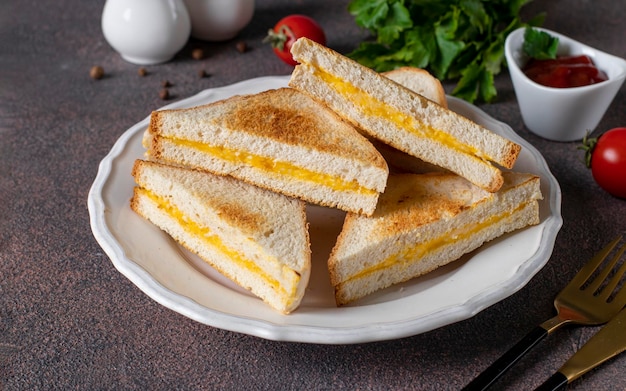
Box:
463 236 626 391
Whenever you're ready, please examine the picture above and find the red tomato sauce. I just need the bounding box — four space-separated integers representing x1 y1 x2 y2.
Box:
522 55 608 88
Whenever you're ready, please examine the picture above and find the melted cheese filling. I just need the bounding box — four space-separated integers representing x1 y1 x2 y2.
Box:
344 202 529 283
139 188 299 304
312 67 493 163
164 137 376 196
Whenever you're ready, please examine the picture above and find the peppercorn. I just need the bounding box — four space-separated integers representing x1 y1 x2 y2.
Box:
161 80 171 88
90 66 104 80
138 67 148 77
192 48 204 60
159 89 170 100
198 69 210 78
235 41 248 53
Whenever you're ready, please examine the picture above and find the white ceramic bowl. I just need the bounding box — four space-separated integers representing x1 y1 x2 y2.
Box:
182 0 254 42
505 27 626 141
102 0 191 65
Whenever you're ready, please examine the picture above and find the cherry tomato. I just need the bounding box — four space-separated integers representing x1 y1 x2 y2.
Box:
264 15 326 66
582 127 626 198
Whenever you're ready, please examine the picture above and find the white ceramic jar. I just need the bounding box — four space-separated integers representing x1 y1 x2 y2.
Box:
183 0 254 41
102 0 191 65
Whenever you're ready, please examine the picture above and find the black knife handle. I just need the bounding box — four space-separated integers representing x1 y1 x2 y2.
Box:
534 372 569 391
462 326 549 390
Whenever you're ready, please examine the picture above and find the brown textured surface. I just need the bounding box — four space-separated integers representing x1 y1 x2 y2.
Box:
1 1 626 390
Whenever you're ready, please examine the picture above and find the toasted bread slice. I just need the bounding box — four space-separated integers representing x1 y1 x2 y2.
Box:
329 171 542 306
130 159 311 314
289 38 521 192
145 87 388 216
383 67 447 109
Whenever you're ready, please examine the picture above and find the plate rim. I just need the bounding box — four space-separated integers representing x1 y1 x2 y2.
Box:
88 75 563 344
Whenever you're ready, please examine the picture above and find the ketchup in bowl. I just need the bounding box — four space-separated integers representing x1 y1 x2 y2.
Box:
523 55 608 88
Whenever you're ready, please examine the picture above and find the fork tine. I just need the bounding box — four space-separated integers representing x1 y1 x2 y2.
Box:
612 276 626 307
588 242 626 294
571 236 622 289
597 246 626 303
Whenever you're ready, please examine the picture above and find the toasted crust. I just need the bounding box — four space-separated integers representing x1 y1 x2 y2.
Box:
499 143 522 170
328 171 542 305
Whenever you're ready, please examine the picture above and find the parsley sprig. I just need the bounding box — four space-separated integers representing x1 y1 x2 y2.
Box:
347 0 545 103
523 27 559 59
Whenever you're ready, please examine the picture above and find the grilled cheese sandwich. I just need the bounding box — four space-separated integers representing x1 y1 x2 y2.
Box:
329 171 542 306
130 160 311 314
289 37 521 193
145 87 388 216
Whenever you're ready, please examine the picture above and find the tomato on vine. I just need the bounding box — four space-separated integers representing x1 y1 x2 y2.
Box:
580 127 626 198
264 15 326 66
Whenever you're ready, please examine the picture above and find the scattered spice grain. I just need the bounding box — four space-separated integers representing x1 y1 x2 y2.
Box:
192 48 204 60
235 41 248 53
90 66 104 80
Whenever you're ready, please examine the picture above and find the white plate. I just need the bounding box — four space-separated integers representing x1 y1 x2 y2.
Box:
88 75 562 344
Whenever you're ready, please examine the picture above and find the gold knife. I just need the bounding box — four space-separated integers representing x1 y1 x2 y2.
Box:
535 306 626 390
